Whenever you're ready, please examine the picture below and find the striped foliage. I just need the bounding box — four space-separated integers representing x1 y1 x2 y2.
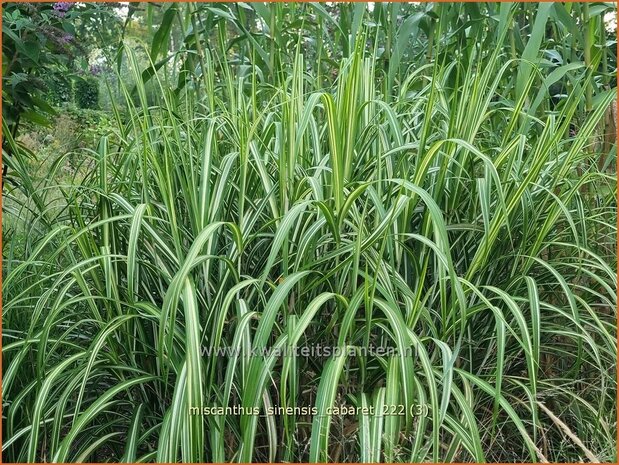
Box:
2 2 616 463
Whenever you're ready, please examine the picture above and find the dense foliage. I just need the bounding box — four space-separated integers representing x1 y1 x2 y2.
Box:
74 76 100 109
2 2 617 463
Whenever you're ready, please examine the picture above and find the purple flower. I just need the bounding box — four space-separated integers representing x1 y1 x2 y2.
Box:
53 2 72 17
89 64 103 76
53 2 72 11
58 33 74 45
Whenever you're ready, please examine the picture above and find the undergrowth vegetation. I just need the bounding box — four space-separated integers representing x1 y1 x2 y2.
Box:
2 2 617 463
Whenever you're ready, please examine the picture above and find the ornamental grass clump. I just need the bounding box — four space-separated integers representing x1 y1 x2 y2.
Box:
2 2 616 463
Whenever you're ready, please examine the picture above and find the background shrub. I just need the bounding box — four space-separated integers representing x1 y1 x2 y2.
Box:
74 76 99 109
44 73 73 106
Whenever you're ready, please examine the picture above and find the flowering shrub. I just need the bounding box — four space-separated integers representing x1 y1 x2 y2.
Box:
2 2 81 134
